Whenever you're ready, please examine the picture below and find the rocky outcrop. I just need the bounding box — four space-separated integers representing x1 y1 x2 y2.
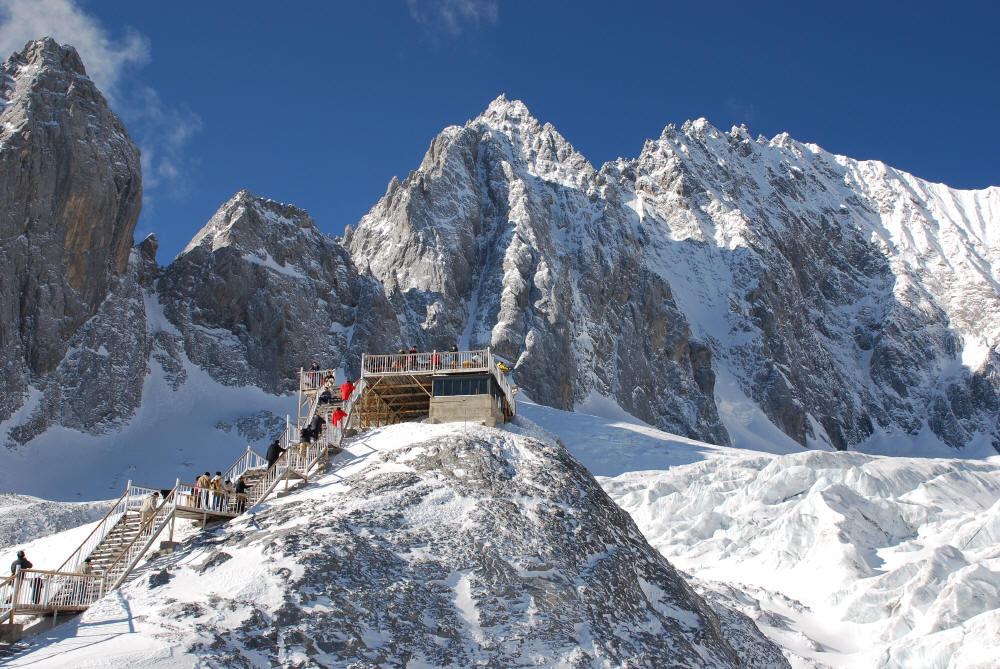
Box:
1 36 996 457
158 190 399 393
0 37 141 434
105 425 787 667
347 97 729 444
7 247 153 445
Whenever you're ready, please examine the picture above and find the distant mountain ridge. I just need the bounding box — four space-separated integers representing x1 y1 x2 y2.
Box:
2 39 998 456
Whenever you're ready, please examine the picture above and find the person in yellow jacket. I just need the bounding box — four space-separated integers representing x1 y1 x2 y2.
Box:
195 471 211 508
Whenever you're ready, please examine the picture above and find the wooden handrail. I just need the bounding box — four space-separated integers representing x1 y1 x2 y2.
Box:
101 489 175 587
12 568 104 579
56 485 130 572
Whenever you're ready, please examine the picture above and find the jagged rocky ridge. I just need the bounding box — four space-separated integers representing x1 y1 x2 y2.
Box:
0 38 142 436
76 424 788 668
347 96 1000 451
1 38 998 454
157 190 400 393
346 101 728 444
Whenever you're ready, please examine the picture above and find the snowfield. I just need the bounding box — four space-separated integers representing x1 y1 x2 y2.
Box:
4 403 999 668
520 403 1000 669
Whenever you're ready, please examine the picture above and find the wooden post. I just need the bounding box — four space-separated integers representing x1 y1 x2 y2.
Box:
170 479 179 542
12 573 22 617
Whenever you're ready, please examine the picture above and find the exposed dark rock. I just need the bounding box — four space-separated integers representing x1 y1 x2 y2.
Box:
0 38 141 425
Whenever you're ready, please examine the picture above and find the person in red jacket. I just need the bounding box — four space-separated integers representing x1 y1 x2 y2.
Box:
331 407 348 427
340 379 355 402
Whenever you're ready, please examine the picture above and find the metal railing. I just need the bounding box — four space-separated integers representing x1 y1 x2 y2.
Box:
174 482 243 516
361 348 516 417
1 572 16 623
362 350 488 375
222 447 268 488
102 491 176 592
1 569 104 621
300 367 338 392
56 482 161 574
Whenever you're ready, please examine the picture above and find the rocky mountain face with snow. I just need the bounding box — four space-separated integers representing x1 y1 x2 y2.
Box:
157 190 399 394
346 101 728 444
348 96 1000 451
48 424 786 668
2 39 999 455
0 38 142 436
0 40 400 446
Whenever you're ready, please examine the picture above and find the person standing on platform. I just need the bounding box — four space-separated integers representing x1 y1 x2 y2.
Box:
11 549 41 604
196 472 212 508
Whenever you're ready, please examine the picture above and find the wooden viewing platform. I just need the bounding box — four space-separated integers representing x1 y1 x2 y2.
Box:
298 348 517 432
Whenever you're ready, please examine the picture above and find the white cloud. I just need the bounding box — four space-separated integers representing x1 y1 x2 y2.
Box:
0 0 200 199
0 0 148 101
407 0 499 36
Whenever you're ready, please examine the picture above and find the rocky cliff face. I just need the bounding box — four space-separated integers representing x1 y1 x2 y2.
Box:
347 97 728 444
348 96 1000 452
158 190 400 393
2 36 997 456
0 38 142 432
619 120 1000 449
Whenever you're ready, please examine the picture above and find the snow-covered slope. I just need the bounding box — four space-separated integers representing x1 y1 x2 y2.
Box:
0 495 111 552
8 407 1000 667
5 421 786 668
522 403 1000 668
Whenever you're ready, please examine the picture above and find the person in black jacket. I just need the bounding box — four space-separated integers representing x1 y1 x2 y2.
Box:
266 439 285 469
10 549 31 575
234 475 248 512
310 414 325 439
10 550 41 604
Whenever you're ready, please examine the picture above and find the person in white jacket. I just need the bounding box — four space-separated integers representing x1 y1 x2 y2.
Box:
140 491 159 525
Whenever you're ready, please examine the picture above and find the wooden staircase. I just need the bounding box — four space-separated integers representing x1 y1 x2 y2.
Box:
84 512 143 577
2 373 366 629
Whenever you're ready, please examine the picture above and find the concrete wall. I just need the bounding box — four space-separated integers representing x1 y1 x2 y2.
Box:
428 394 504 427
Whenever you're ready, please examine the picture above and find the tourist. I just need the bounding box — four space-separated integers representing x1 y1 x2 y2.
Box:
234 475 248 512
140 491 159 525
266 439 285 469
331 407 348 428
222 478 235 511
10 550 40 604
340 379 355 402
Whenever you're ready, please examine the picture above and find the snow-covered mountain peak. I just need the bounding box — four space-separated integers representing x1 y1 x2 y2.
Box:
480 92 533 122
180 189 324 260
7 37 87 78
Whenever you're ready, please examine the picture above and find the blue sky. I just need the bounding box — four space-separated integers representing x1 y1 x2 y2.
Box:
2 0 998 260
